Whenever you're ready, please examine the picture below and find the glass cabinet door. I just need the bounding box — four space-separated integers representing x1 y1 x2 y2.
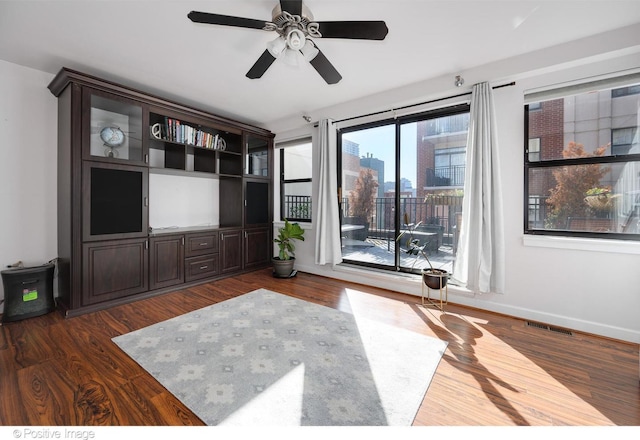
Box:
245 180 270 226
85 89 146 164
82 161 149 242
245 134 269 177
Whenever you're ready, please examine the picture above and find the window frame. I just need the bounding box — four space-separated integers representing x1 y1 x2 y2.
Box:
338 103 470 274
523 77 640 241
279 139 312 223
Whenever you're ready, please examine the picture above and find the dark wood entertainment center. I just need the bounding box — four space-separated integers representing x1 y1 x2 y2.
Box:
49 68 274 316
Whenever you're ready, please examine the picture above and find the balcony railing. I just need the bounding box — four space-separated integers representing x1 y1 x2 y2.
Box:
426 165 466 187
285 194 465 247
341 195 463 246
283 195 312 221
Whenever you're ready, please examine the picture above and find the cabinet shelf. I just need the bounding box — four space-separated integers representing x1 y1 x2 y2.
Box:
149 112 242 152
148 112 243 176
149 167 219 179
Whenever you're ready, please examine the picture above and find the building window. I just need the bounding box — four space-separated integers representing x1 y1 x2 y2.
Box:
528 138 541 162
612 127 637 156
432 147 466 187
280 140 312 222
611 84 640 98
524 75 640 239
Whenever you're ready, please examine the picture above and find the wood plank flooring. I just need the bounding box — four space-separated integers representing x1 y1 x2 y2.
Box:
1 268 638 426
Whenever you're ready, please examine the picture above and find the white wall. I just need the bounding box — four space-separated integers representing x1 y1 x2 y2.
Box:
0 61 58 309
149 173 219 230
270 28 640 344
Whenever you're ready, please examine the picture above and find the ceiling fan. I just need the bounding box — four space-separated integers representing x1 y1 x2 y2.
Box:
187 0 388 84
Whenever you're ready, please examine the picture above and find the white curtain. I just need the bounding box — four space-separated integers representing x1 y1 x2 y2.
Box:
453 82 506 294
313 119 343 265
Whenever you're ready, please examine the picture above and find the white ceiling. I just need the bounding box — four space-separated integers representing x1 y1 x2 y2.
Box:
2 0 640 130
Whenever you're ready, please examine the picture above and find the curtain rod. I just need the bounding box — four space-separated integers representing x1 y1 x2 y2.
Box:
324 81 516 126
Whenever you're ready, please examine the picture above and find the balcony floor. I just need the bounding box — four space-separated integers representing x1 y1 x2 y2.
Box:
341 237 455 273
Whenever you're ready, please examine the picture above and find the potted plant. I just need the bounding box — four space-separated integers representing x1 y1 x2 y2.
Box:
584 187 620 214
273 218 305 278
396 212 448 290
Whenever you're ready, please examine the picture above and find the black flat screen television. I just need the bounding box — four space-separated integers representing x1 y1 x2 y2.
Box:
90 167 143 235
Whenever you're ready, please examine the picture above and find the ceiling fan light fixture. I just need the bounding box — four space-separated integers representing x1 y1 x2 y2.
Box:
267 36 287 57
188 2 388 84
286 28 306 51
300 39 319 61
282 48 300 66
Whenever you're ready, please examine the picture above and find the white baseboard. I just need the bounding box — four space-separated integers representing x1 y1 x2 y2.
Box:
294 262 640 344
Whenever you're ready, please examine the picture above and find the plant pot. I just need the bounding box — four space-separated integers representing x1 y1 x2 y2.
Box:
422 268 448 290
584 194 615 211
272 257 295 278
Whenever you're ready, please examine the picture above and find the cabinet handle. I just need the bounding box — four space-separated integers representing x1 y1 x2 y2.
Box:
144 197 148 207
145 240 148 250
244 231 247 238
199 265 208 270
145 154 149 164
181 237 185 246
199 242 208 246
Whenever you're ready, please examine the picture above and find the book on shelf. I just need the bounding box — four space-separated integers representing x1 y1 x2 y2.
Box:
156 116 223 149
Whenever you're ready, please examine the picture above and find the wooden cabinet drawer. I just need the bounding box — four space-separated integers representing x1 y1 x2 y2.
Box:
185 255 219 281
185 232 218 257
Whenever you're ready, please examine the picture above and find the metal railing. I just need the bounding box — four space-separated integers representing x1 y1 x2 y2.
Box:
426 165 466 187
283 195 312 221
284 194 465 245
341 195 463 246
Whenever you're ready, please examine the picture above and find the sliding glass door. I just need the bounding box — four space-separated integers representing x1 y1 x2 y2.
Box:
339 104 470 275
340 123 396 269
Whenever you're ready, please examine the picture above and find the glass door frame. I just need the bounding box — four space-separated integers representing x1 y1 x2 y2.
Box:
82 86 149 166
337 103 470 274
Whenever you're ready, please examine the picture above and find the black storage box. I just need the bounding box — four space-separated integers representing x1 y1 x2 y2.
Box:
1 263 56 323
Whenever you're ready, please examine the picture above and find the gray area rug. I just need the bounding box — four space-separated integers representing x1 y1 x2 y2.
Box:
112 288 447 426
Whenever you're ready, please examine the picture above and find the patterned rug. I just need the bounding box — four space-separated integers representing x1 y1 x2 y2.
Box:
112 288 447 426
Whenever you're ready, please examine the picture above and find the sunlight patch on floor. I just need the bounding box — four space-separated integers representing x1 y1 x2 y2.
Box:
221 364 306 426
344 290 614 425
437 311 614 425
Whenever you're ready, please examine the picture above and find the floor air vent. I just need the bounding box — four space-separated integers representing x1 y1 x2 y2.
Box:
549 326 573 335
526 321 573 336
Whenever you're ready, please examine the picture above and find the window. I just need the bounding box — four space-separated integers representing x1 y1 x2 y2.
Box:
524 74 640 239
612 127 637 156
433 147 466 187
279 139 312 222
528 138 541 162
611 84 640 98
339 104 469 275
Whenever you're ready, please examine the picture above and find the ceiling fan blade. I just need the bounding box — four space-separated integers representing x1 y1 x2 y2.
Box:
315 21 389 40
279 0 303 16
188 11 268 30
308 46 342 85
246 50 277 79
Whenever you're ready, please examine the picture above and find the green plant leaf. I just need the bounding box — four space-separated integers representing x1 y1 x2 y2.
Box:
273 218 305 260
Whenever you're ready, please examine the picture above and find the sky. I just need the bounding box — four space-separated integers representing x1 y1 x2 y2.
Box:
342 122 418 188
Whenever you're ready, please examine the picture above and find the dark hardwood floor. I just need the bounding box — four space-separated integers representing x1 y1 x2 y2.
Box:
1 268 638 426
